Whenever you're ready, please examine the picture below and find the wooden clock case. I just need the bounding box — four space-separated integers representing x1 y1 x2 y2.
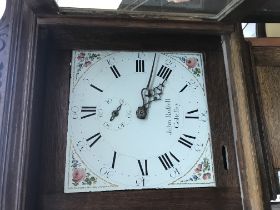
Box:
0 0 279 210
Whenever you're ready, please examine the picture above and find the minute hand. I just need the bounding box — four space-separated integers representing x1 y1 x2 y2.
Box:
136 53 158 119
146 53 157 89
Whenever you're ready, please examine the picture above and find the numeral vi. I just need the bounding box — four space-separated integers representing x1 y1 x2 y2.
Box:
138 160 148 176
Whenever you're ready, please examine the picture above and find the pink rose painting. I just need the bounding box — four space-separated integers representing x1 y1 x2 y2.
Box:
194 163 202 173
84 60 92 67
77 52 85 60
186 57 197 68
203 173 211 180
188 158 212 182
75 52 101 76
72 168 86 183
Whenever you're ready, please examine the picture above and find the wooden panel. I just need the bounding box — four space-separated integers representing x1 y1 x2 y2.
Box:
48 27 229 50
0 1 43 210
222 25 267 210
252 47 280 66
37 15 234 34
247 38 280 47
0 0 10 137
249 43 280 197
245 43 280 200
38 33 242 209
257 66 280 169
40 188 242 210
25 0 58 13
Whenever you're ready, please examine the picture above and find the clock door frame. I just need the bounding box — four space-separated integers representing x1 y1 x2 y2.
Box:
39 30 241 209
25 0 269 22
0 0 275 210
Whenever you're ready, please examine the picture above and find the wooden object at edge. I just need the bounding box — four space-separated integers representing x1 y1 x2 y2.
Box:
223 25 266 210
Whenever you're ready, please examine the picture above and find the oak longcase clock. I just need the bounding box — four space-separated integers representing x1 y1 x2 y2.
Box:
3 0 276 209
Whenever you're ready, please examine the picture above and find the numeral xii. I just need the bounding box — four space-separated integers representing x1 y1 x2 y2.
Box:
136 60 145 72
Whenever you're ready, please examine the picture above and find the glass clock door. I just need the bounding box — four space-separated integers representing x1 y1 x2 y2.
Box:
54 0 245 20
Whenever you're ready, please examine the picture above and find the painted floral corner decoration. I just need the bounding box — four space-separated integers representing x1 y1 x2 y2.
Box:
74 51 101 80
185 57 201 77
170 54 202 77
187 158 212 182
65 144 119 192
71 152 97 187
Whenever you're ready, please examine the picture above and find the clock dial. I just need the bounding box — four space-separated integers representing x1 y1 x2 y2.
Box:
65 51 215 192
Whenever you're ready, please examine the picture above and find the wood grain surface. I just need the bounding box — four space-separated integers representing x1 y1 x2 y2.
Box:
252 47 280 67
37 15 234 34
1 0 276 210
40 188 242 210
48 27 227 51
0 1 43 210
38 32 242 209
247 38 280 47
257 66 280 169
222 27 266 210
245 43 280 201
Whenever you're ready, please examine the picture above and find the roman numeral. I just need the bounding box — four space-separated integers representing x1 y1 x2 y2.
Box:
138 160 148 176
157 65 172 80
158 152 180 170
112 151 117 169
185 109 199 119
136 60 145 72
90 84 103 92
178 134 195 148
110 65 121 78
179 83 188 92
81 106 96 119
86 133 101 147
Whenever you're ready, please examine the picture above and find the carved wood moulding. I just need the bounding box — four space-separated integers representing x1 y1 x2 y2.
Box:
0 0 9 133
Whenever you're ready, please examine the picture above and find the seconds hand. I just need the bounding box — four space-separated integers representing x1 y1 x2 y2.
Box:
110 103 123 121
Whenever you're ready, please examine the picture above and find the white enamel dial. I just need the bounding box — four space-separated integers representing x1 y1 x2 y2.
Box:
65 51 215 192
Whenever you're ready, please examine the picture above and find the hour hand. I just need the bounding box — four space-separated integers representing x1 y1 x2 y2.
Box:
136 106 148 119
136 80 166 120
136 88 150 119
